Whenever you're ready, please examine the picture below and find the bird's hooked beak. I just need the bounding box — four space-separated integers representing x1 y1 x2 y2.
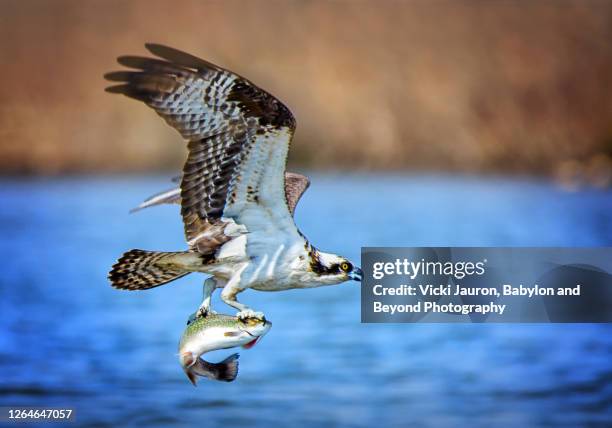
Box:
349 267 363 282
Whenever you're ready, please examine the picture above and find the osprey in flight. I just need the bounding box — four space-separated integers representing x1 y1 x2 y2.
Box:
106 44 362 320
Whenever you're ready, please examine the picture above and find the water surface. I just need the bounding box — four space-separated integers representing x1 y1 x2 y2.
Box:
0 174 610 427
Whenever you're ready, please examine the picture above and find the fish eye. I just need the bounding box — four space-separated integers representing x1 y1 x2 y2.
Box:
340 262 352 272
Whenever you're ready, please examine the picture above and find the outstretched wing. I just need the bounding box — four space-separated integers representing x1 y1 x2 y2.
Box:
131 172 310 216
105 44 298 248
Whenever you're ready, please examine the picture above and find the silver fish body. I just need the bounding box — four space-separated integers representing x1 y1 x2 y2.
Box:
178 313 271 385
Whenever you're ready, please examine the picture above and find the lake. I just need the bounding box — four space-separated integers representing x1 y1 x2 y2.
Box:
0 174 610 427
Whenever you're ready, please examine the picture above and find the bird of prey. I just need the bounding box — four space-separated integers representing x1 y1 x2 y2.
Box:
106 44 362 320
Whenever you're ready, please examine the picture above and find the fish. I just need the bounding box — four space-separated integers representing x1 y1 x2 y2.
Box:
178 313 272 385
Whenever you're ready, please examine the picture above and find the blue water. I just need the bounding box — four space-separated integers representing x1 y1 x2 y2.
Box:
0 174 611 427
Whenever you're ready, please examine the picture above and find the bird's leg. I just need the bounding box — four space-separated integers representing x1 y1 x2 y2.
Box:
220 288 265 321
220 267 265 321
197 277 219 317
187 277 221 324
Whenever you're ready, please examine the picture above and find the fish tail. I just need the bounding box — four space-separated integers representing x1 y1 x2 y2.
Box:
215 353 240 382
108 249 191 290
188 354 240 384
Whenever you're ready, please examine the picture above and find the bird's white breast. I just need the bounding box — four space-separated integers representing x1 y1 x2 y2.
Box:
244 236 309 290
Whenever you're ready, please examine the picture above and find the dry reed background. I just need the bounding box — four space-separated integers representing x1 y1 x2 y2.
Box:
1 0 611 186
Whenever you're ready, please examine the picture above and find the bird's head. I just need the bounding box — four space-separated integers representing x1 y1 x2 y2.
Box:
308 250 362 285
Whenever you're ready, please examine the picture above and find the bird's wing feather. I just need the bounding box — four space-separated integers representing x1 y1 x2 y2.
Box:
105 44 298 246
132 172 310 216
284 172 310 216
130 186 181 213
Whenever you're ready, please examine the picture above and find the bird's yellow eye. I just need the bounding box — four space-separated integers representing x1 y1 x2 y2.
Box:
340 262 351 272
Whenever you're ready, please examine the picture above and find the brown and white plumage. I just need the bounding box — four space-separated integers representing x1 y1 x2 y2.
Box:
106 44 361 319
106 44 295 248
131 172 310 217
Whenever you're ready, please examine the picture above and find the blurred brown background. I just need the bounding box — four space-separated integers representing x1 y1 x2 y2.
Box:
1 0 611 185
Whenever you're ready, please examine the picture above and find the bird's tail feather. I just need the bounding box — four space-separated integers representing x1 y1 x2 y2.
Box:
108 249 191 290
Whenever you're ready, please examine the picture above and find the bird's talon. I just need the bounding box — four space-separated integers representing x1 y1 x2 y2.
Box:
187 307 215 325
237 309 266 322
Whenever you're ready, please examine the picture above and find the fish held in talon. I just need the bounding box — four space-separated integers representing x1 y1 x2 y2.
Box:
178 313 272 385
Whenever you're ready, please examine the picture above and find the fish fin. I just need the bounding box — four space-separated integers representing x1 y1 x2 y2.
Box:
242 337 260 349
185 369 198 386
216 353 240 382
188 354 240 383
224 331 240 337
108 249 191 290
180 352 199 386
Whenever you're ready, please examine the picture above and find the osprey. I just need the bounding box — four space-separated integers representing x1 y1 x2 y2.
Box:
106 44 362 320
